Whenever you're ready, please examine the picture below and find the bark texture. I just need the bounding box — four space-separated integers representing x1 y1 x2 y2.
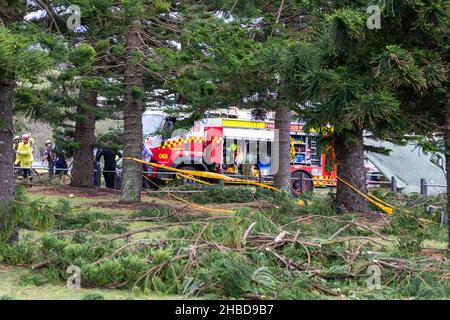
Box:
0 1 21 243
0 73 18 243
445 84 450 250
334 130 370 213
273 104 292 193
120 20 144 203
71 90 97 187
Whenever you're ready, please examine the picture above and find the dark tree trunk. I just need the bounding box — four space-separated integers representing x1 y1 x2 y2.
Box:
273 104 292 193
120 20 144 203
0 1 22 243
445 84 450 250
334 130 369 213
0 74 18 243
71 90 97 187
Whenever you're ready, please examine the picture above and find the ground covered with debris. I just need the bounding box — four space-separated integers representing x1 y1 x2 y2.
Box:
0 185 449 300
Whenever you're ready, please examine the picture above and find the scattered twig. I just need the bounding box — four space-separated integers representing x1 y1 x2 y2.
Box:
329 224 350 240
243 222 257 245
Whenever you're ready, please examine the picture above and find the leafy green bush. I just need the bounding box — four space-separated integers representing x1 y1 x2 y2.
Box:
398 274 450 299
82 293 105 300
55 209 127 234
386 211 428 253
0 237 40 265
82 255 148 289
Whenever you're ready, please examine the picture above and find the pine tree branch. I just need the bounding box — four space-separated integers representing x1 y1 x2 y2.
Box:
35 0 62 36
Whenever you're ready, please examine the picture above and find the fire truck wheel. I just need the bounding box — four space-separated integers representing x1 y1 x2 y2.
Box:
291 171 314 197
177 165 205 185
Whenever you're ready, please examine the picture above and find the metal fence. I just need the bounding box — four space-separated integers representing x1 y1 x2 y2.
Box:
15 165 423 196
420 178 447 196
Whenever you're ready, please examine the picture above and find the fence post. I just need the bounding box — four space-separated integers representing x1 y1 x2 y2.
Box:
300 173 304 194
391 176 397 193
420 178 427 196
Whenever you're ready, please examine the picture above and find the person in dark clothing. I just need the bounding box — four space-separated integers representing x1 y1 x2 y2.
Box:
96 143 122 189
42 140 56 177
52 135 71 183
54 156 68 176
92 155 101 187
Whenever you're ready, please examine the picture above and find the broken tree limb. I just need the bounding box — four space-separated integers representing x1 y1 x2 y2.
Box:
243 222 257 245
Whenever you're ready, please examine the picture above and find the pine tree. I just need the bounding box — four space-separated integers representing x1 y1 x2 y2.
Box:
17 1 126 188
277 0 448 213
0 2 21 242
120 0 179 203
120 16 145 203
156 1 312 193
0 0 55 242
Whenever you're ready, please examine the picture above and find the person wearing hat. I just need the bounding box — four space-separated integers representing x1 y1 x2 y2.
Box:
16 134 34 180
42 140 56 177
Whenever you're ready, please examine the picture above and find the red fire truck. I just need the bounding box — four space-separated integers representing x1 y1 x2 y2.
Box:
143 109 336 195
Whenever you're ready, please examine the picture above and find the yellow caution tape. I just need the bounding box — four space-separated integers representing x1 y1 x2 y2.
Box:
175 173 213 186
336 176 394 215
367 193 394 209
128 158 396 214
125 157 281 193
127 158 306 208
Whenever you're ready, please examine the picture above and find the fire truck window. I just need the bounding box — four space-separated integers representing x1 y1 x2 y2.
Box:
247 140 258 164
258 141 271 162
143 114 164 136
224 139 237 166
235 140 246 164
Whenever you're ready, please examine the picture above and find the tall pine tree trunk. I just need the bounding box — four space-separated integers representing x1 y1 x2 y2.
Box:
71 90 97 187
0 3 21 243
0 73 18 243
120 20 144 203
334 130 369 213
445 84 450 250
273 104 292 193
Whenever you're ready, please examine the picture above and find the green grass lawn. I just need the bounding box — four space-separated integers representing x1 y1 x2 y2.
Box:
0 266 184 300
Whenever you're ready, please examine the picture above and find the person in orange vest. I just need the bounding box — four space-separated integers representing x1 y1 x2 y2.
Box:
15 134 34 180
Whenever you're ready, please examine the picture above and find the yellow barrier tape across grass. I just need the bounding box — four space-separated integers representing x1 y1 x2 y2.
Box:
336 176 395 215
175 173 213 186
125 157 281 192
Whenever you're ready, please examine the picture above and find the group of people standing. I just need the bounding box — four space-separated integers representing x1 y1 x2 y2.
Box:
13 134 34 179
12 134 153 189
13 134 69 180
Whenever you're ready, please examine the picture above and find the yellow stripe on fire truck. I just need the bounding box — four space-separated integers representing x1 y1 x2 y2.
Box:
189 136 205 143
161 137 205 150
313 175 337 187
212 137 223 144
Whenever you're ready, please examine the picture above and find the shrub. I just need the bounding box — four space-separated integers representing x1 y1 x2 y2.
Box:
0 237 40 265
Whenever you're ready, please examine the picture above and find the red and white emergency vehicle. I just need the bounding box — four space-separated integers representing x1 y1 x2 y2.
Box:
143 108 336 195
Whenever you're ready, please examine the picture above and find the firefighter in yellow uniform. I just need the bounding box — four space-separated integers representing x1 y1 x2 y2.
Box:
16 134 34 180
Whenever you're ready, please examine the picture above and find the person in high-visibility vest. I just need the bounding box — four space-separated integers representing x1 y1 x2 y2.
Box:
16 134 33 180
